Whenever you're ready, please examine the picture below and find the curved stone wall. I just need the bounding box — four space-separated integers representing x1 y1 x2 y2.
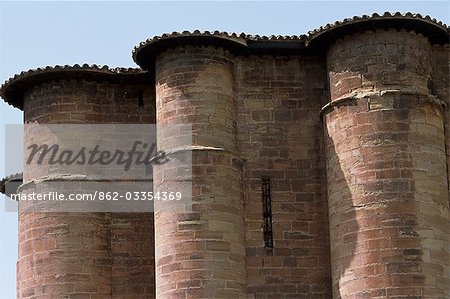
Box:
324 29 449 298
19 79 155 299
154 45 247 298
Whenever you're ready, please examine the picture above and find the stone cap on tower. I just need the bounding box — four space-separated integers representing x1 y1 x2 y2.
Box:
132 12 449 70
1 12 448 110
0 172 22 197
132 31 308 70
306 12 449 49
0 64 152 110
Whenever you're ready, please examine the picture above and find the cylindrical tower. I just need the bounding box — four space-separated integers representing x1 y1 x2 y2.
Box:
138 41 247 297
315 20 450 298
1 66 156 298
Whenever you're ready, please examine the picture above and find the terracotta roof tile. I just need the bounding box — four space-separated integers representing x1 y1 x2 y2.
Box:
1 12 448 109
131 30 308 68
306 12 449 46
0 172 22 195
0 64 151 109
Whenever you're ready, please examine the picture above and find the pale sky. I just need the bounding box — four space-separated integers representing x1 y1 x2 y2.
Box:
0 1 448 298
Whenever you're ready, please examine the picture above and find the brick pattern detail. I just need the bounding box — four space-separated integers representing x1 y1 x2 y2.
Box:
18 211 111 299
154 46 247 298
23 80 154 124
327 29 432 100
234 55 332 298
432 44 450 201
10 26 449 299
20 80 156 299
325 30 450 298
111 213 155 298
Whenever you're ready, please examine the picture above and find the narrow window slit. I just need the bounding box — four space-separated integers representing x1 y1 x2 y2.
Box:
138 89 144 107
262 177 273 252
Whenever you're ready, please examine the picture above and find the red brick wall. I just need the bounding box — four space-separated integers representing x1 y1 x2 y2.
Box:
431 45 450 193
235 54 332 298
20 79 156 298
431 44 450 299
14 30 449 299
154 45 247 298
327 29 431 100
325 29 449 298
110 213 155 298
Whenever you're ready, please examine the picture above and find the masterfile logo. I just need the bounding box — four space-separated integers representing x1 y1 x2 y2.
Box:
4 124 193 213
26 141 168 171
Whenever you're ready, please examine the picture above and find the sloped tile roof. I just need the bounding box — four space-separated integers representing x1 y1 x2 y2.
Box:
0 172 22 195
1 12 448 110
0 65 152 109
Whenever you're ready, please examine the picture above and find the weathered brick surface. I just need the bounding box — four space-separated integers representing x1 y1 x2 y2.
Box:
18 211 111 299
111 213 155 298
327 29 432 100
20 80 156 298
324 29 449 298
234 54 332 298
154 46 247 298
431 43 450 206
4 17 449 299
431 44 450 299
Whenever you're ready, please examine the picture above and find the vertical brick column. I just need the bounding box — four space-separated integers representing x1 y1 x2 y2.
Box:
154 45 247 298
431 44 450 299
19 79 156 298
20 81 113 299
323 30 449 298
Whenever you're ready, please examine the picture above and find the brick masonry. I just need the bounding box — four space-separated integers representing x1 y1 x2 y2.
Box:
0 13 448 299
432 43 450 220
235 54 332 298
154 46 247 298
19 80 156 299
324 30 449 298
